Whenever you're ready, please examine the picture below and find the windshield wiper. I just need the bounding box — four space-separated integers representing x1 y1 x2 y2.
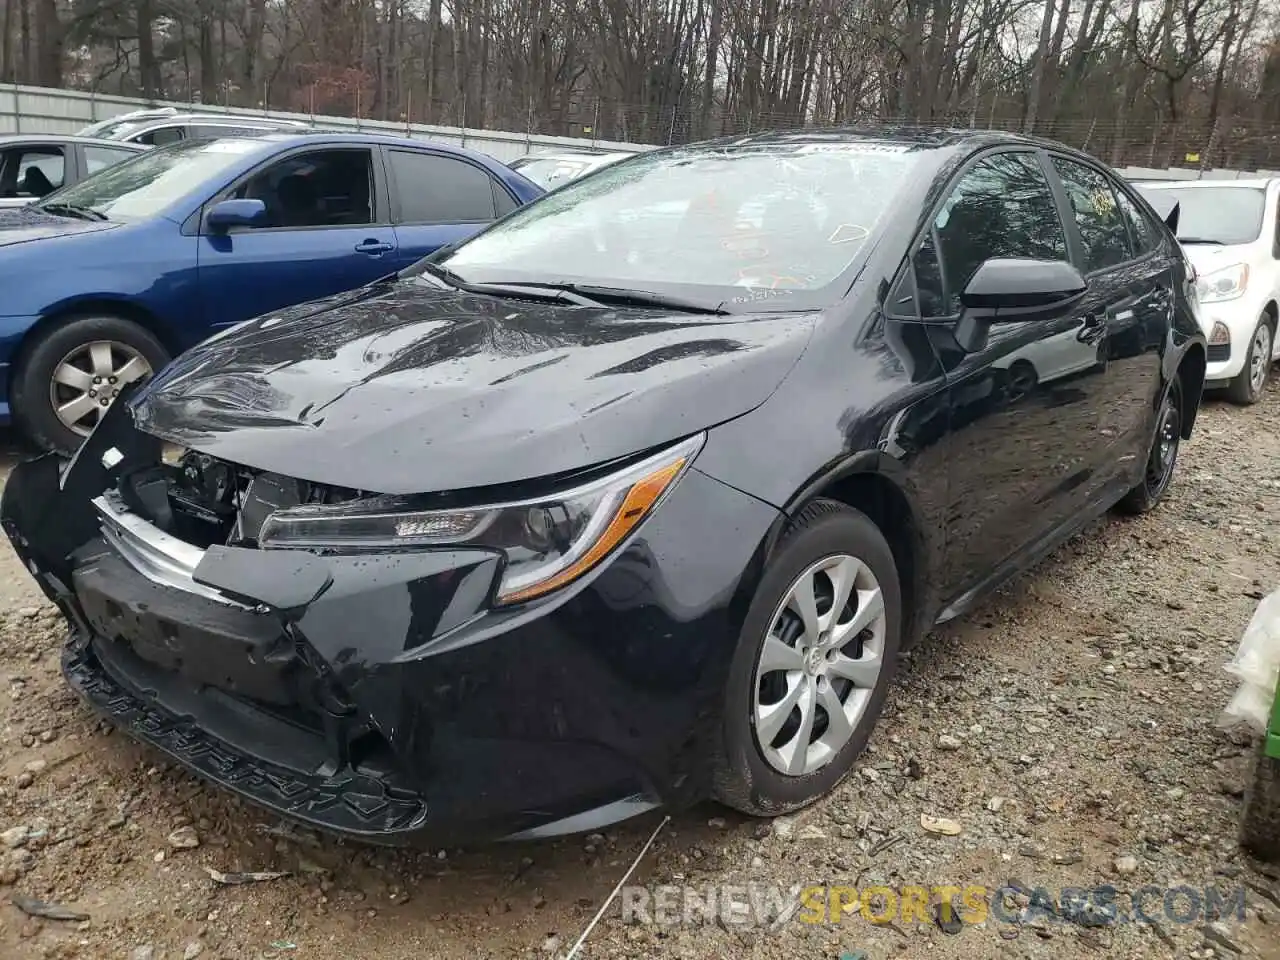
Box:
412 263 727 314
39 202 108 222
1176 236 1225 245
540 283 729 315
411 262 605 306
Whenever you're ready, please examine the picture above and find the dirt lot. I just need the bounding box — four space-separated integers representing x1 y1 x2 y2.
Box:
1 382 1279 960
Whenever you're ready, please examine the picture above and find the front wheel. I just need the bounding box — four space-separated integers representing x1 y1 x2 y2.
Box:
710 499 902 817
1116 377 1182 515
12 314 170 455
1241 735 1280 863
1226 315 1274 406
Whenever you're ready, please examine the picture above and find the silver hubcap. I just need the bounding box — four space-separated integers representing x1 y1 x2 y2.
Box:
753 554 886 777
1251 323 1272 392
50 340 152 437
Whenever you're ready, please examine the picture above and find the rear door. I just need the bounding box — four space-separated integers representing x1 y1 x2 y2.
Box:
382 147 518 269
196 144 398 328
1047 154 1167 485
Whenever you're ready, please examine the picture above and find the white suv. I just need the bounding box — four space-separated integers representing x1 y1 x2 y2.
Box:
76 110 309 147
1135 179 1280 403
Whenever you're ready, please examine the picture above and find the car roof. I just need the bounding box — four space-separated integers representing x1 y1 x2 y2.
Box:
0 134 149 148
184 131 516 168
1137 177 1276 189
686 125 1059 152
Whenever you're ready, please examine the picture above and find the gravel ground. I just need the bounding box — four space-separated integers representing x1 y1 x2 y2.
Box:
1 381 1279 960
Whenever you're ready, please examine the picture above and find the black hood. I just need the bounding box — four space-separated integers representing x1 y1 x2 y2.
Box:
130 279 817 493
0 206 121 246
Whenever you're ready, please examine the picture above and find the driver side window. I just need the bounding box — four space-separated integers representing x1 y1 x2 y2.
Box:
915 151 1068 317
231 149 375 229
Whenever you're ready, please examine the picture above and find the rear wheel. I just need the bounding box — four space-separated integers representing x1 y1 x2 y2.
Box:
12 314 169 455
1226 314 1273 405
710 499 902 817
1117 377 1182 515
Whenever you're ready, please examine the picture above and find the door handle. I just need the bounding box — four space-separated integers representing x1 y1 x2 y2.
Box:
355 239 394 255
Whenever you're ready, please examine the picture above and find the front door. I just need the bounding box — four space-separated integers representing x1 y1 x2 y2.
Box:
914 149 1115 601
196 146 399 328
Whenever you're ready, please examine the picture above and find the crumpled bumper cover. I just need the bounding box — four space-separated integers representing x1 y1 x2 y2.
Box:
1 393 781 844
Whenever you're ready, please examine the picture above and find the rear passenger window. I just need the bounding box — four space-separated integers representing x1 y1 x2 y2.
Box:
1051 156 1133 271
388 150 497 223
139 125 185 146
1113 187 1158 255
492 180 517 217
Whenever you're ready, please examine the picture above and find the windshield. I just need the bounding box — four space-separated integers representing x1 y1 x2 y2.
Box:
441 141 925 308
1136 185 1266 245
510 157 600 189
36 138 263 221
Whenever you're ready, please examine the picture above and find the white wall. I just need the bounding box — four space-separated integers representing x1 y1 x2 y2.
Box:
0 83 651 163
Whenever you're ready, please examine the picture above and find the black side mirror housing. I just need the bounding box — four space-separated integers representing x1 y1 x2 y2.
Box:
954 257 1087 353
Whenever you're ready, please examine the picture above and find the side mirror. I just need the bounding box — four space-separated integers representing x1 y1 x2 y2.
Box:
206 198 267 232
955 258 1087 353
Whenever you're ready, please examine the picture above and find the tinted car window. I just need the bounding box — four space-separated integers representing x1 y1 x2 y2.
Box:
84 145 141 176
1113 186 1159 255
1051 156 1133 272
492 179 518 217
233 149 375 228
138 125 185 147
922 151 1068 315
389 150 497 222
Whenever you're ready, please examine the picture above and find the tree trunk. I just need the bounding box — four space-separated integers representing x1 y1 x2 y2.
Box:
33 0 58 86
1023 0 1057 133
136 0 159 99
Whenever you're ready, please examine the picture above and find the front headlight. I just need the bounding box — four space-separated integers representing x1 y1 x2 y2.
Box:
258 433 705 604
1196 263 1249 303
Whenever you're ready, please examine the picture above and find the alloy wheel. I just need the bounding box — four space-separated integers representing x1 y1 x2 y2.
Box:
753 554 886 776
49 340 153 437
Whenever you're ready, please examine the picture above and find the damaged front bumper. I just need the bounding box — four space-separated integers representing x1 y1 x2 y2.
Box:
2 398 778 844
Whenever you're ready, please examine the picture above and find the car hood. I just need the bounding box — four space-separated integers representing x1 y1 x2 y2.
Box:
0 206 121 246
130 279 817 493
1179 241 1256 272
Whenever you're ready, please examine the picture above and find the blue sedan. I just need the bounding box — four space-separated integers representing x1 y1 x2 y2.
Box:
0 132 544 452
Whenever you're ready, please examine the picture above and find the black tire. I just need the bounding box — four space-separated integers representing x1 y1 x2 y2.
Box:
1241 735 1280 863
1117 376 1182 515
12 314 170 455
709 498 902 817
1226 314 1274 406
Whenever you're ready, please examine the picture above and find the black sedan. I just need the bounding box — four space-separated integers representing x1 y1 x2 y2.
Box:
2 127 1206 844
0 135 147 206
